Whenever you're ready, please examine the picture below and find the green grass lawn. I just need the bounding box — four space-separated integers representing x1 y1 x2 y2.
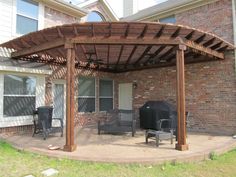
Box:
0 141 236 177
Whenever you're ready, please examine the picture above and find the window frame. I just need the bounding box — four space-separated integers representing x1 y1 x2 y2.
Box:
16 0 39 35
159 15 176 24
78 77 96 113
0 72 46 128
99 78 114 112
3 74 36 117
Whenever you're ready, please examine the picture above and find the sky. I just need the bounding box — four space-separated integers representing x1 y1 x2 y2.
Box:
66 0 168 18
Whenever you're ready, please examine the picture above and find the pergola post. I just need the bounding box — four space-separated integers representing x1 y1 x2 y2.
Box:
64 42 77 152
175 44 189 151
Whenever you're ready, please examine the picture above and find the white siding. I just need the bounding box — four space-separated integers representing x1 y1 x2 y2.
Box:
0 0 14 44
0 0 44 44
0 72 47 128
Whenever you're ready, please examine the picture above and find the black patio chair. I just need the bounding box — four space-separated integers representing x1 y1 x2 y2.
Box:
32 106 63 140
145 111 190 146
98 109 136 137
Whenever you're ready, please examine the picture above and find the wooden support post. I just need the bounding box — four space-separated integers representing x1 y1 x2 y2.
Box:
64 42 77 152
175 45 189 151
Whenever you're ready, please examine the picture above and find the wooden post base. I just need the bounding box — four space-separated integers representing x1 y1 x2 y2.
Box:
64 144 77 152
175 144 189 151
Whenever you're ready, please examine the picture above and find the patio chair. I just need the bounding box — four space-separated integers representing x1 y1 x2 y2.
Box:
145 111 190 146
32 106 63 140
98 109 136 137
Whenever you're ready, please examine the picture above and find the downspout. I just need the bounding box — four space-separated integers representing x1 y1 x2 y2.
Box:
232 0 236 74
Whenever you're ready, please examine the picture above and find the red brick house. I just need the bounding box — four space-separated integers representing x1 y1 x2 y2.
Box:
0 0 235 140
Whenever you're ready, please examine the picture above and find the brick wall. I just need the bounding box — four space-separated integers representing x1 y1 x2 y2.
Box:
44 6 78 28
176 0 234 43
115 52 236 135
80 2 114 22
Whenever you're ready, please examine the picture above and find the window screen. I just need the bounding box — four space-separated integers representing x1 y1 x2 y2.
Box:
99 79 113 111
16 0 38 35
3 75 36 117
78 77 95 112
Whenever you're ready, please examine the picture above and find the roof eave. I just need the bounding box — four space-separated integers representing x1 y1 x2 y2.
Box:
122 0 219 22
39 0 88 18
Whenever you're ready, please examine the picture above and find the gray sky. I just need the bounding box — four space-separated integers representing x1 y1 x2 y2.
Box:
66 0 168 18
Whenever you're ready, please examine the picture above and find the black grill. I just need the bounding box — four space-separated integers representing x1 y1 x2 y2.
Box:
139 101 177 131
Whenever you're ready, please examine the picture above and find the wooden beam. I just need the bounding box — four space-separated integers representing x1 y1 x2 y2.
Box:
107 45 110 68
139 24 148 38
124 24 130 37
56 27 64 38
125 45 137 67
185 30 195 40
11 38 65 58
155 26 165 38
115 45 124 68
175 45 189 151
144 45 166 65
64 43 77 152
71 37 180 45
171 27 181 38
134 45 152 65
203 37 215 47
183 40 224 59
194 34 206 43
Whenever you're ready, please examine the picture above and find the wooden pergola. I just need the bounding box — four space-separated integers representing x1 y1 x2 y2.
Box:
0 22 234 152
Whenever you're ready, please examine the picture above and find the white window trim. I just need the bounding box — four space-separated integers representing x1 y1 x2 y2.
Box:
0 72 45 128
78 77 96 113
99 79 114 112
12 0 44 37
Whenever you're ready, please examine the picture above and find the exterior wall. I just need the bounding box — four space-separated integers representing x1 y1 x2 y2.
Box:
115 52 236 135
0 0 44 44
45 65 116 126
80 2 113 22
176 0 234 43
0 0 14 44
44 6 78 28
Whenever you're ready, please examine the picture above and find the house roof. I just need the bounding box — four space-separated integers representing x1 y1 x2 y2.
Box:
39 0 88 17
0 22 234 73
122 0 218 21
77 0 119 21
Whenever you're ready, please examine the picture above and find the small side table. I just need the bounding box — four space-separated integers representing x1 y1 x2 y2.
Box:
145 129 174 147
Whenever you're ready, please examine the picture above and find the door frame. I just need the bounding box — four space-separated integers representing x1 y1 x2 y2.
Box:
52 79 66 121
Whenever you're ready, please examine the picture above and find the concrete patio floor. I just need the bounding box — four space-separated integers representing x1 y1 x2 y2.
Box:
1 126 236 164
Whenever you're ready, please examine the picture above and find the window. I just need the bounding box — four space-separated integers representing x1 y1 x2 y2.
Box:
159 15 176 24
3 75 36 117
78 77 95 113
16 0 39 35
86 11 105 22
99 79 113 111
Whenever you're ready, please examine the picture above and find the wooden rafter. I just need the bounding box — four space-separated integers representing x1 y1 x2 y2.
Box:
139 24 148 38
171 27 181 38
203 37 215 47
159 46 177 62
194 34 206 43
144 45 166 65
155 25 165 38
185 30 195 40
11 38 65 58
107 45 110 68
124 24 130 37
134 45 152 65
115 45 124 69
211 41 223 50
183 40 224 59
125 45 137 67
